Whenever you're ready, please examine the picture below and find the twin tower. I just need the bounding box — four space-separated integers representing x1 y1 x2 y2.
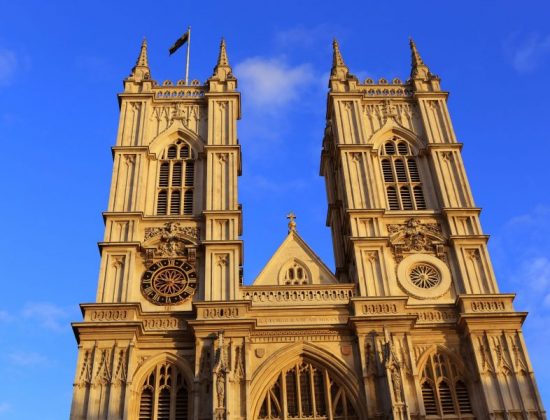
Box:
70 38 546 420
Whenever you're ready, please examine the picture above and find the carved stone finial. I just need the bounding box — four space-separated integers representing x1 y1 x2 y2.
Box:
409 37 431 80
211 37 233 81
287 212 297 233
331 38 349 79
129 37 151 81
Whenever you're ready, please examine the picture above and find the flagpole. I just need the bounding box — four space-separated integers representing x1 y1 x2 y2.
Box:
185 26 191 85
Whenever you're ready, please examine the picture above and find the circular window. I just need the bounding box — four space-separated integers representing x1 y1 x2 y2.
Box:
396 254 451 299
409 264 441 289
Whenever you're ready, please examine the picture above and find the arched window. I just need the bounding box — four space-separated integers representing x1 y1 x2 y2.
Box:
257 360 358 420
156 141 195 216
420 352 474 418
281 261 310 285
138 362 190 420
380 139 426 210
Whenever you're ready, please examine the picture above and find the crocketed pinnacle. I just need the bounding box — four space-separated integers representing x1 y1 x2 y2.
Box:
409 37 424 67
211 37 233 81
409 37 431 79
331 38 349 79
332 39 346 68
136 38 149 68
217 38 230 67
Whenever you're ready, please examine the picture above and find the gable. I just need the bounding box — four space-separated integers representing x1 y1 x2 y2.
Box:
252 231 337 286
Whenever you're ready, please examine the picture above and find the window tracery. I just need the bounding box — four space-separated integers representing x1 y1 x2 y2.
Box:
257 360 358 420
156 141 194 216
281 261 310 285
380 138 426 211
420 352 473 418
138 362 189 420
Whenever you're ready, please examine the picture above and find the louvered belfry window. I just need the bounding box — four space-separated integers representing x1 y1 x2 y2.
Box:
138 362 189 420
156 141 195 216
380 138 426 211
420 352 474 418
257 360 358 420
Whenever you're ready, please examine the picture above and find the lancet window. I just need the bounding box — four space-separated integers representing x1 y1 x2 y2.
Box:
156 141 195 216
420 352 473 418
380 138 426 211
138 362 189 420
257 360 358 420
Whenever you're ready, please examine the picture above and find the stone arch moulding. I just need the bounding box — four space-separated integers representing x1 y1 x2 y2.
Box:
416 344 472 380
148 123 204 157
249 341 367 419
369 119 425 154
277 258 312 285
129 352 195 418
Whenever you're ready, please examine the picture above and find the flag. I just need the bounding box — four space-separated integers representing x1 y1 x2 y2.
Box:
169 31 189 55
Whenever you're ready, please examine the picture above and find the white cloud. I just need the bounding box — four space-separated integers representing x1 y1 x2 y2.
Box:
8 351 47 366
275 24 333 49
22 302 68 332
0 48 17 86
235 57 314 108
505 33 550 73
0 310 11 322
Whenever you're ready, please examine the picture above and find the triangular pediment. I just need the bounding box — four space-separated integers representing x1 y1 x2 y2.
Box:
252 231 337 286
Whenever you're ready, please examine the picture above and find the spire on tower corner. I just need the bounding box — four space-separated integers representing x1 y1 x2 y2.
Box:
209 37 235 88
137 38 149 67
409 37 431 80
129 38 151 82
217 38 230 67
331 38 349 79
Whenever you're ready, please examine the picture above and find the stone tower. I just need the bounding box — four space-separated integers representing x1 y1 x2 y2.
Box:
319 39 546 419
70 37 546 420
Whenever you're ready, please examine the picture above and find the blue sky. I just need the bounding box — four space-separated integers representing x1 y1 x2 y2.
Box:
0 0 549 417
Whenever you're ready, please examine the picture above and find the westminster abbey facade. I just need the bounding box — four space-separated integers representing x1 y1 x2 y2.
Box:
70 37 546 419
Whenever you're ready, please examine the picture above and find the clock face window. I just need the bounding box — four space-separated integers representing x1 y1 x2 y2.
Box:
141 259 197 305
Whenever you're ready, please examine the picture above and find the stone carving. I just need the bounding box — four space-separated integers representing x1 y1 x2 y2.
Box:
77 349 94 388
232 345 245 380
363 303 397 314
241 287 354 304
387 218 446 262
94 348 112 386
471 300 505 312
213 331 228 416
143 222 199 262
202 307 239 319
90 310 128 321
143 317 185 330
112 348 128 385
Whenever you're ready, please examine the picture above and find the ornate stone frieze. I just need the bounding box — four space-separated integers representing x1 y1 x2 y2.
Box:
250 329 347 343
241 287 354 305
143 222 199 264
143 317 185 331
256 315 348 326
90 309 129 322
387 218 446 262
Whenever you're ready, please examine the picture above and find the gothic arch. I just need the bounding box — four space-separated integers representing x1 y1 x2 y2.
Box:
250 342 366 419
148 122 204 157
129 352 195 419
369 120 425 155
416 344 471 378
277 258 312 285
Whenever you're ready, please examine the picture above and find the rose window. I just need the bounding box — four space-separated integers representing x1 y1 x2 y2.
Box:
409 264 440 289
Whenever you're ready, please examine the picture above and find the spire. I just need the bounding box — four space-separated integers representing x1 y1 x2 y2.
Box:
129 38 151 81
409 37 431 79
217 38 229 67
211 37 233 81
331 38 349 79
136 38 149 67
